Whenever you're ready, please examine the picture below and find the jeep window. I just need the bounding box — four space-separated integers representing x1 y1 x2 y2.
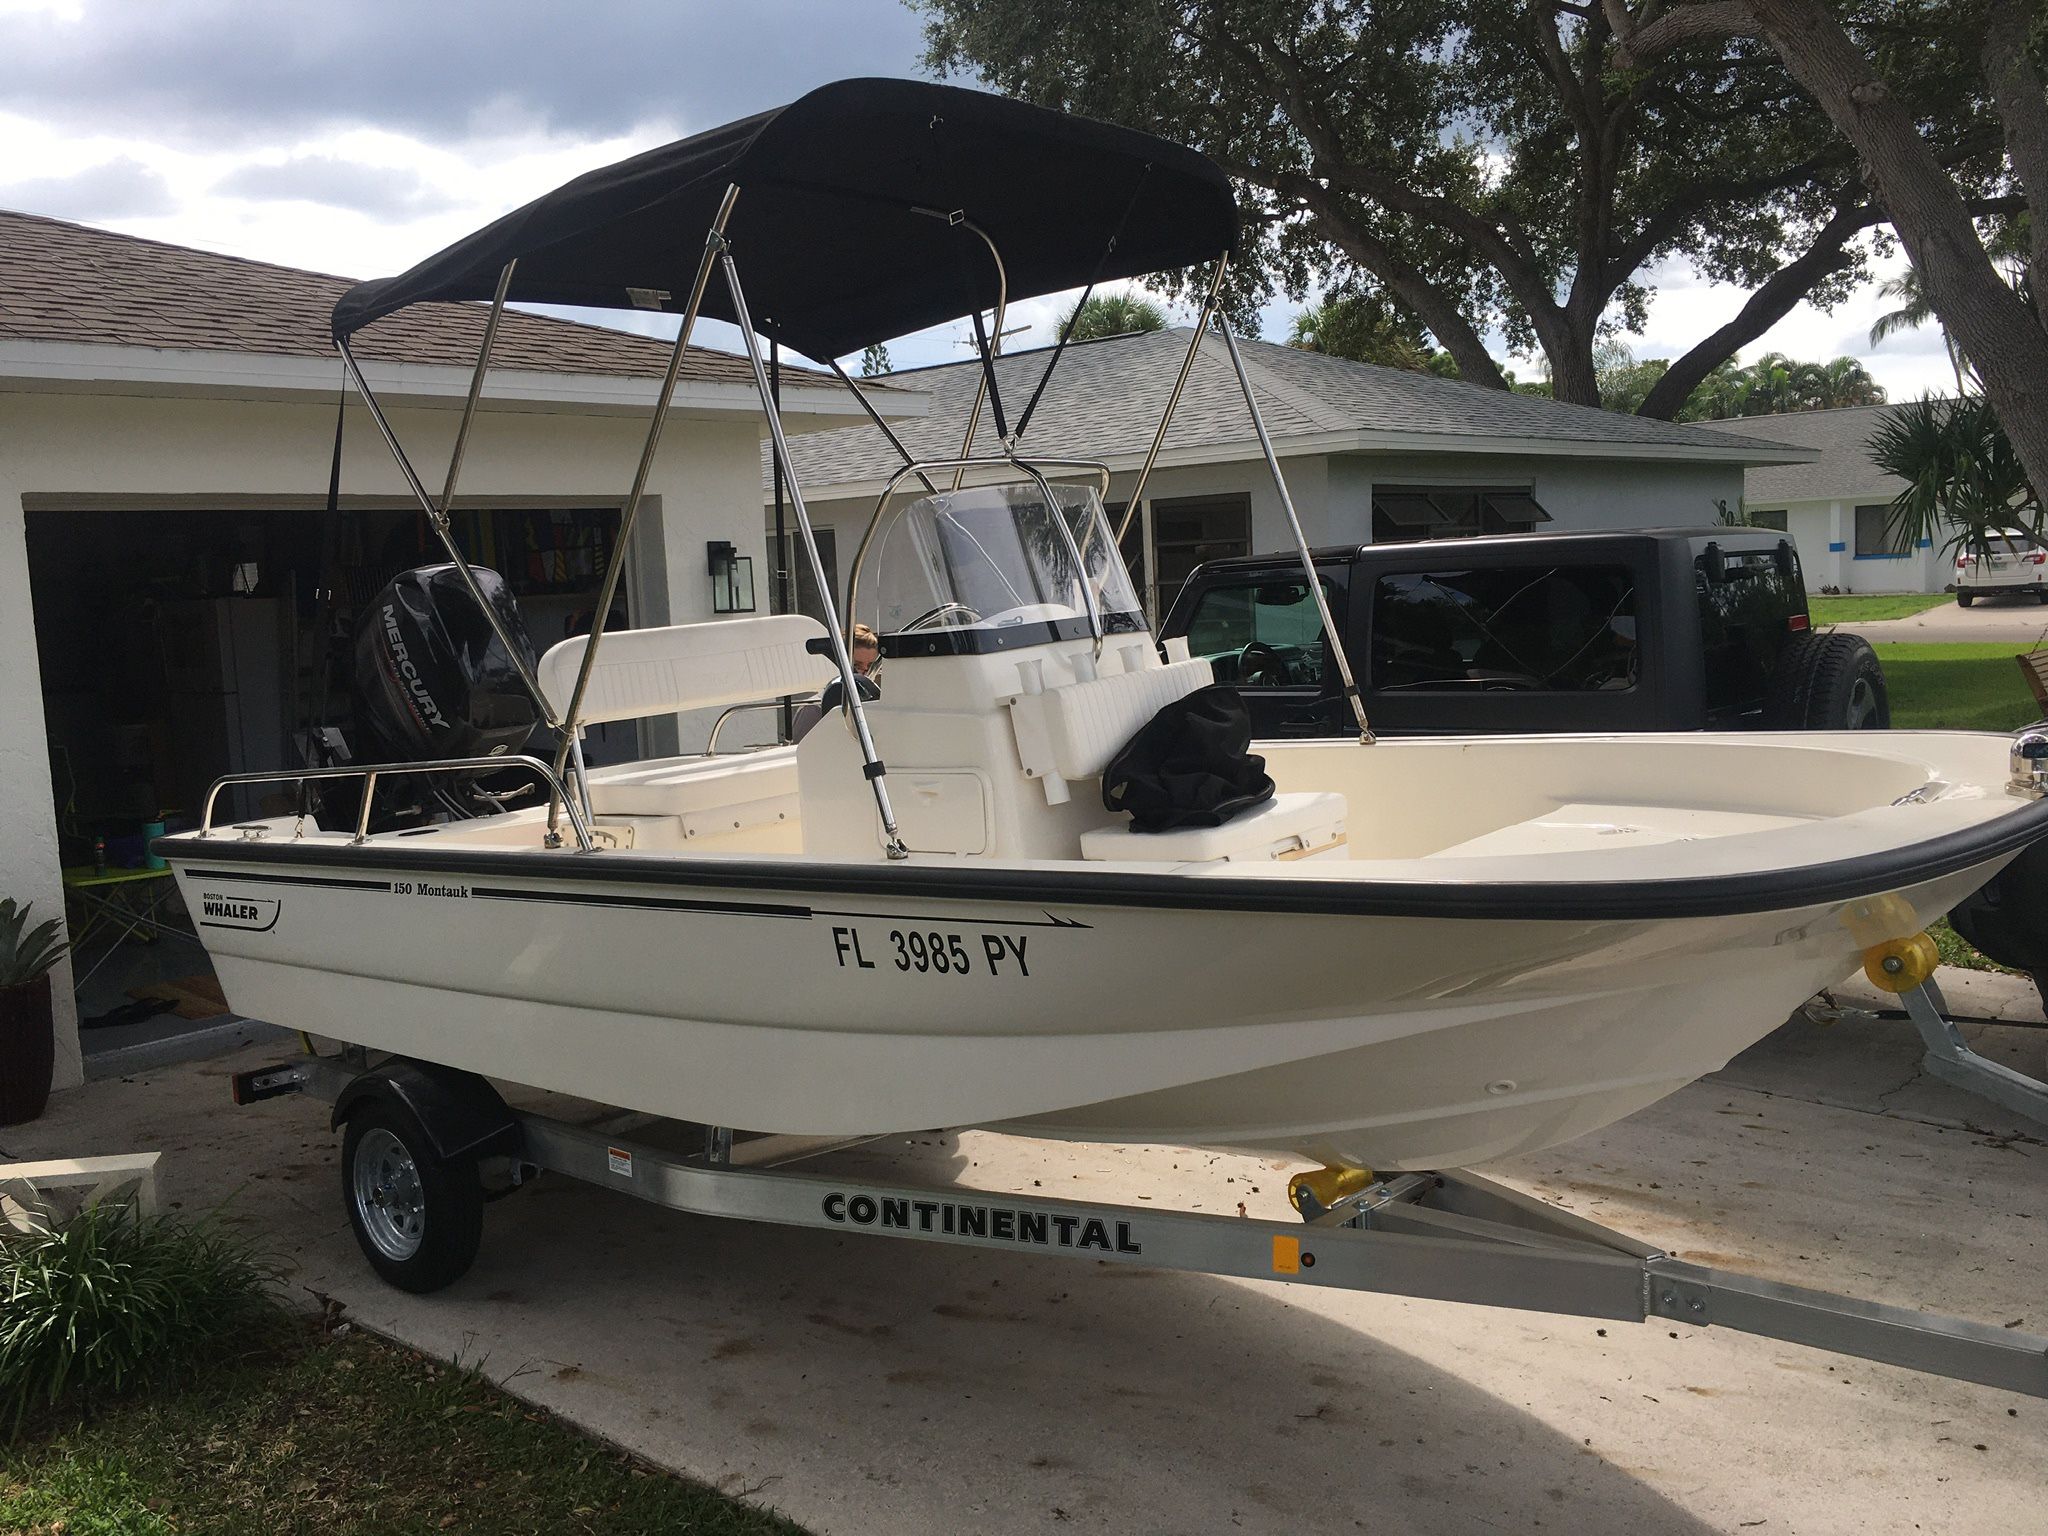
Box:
1371 566 1637 692
1183 575 1339 688
1697 547 1802 715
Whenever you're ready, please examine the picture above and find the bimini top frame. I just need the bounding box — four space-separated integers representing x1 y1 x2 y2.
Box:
326 76 1368 854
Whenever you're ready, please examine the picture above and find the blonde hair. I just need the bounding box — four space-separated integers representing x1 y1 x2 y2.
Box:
850 623 880 650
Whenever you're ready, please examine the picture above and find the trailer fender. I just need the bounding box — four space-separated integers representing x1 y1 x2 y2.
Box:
330 1060 520 1163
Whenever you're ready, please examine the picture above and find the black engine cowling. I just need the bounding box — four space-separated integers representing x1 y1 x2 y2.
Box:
354 564 540 765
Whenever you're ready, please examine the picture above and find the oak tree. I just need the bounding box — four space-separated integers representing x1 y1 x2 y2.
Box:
917 0 2011 417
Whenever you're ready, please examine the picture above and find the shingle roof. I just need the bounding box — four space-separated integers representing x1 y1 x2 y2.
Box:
0 207 801 386
778 327 1797 491
1694 404 1913 504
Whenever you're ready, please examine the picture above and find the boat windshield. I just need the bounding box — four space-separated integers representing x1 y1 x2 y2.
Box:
858 482 1146 649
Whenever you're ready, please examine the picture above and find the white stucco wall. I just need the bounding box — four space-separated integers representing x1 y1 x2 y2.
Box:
1749 497 1946 594
1 385 768 1093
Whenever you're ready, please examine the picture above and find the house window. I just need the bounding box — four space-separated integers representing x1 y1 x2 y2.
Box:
1150 494 1250 616
1371 487 1552 541
1854 503 1908 558
769 528 839 622
1747 509 1788 531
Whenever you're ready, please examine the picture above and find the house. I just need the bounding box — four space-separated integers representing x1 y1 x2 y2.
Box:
1 209 904 1092
768 327 1808 624
1695 404 1945 594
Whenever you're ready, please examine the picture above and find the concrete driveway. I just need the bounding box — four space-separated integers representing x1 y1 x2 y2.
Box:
1836 592 2048 647
4 983 2043 1536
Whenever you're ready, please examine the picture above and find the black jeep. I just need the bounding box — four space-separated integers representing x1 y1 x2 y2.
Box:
1160 527 1887 738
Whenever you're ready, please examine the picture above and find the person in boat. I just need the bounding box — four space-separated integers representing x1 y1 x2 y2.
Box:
850 623 881 682
792 624 881 742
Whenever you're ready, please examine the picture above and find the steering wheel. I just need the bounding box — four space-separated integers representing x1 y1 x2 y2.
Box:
1237 641 1292 688
903 601 983 632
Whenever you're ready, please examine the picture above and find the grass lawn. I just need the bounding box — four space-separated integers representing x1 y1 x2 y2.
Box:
0 1326 805 1536
1874 641 2041 732
1810 592 1953 624
1871 642 2035 976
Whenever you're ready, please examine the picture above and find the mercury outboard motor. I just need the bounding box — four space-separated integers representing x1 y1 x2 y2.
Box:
353 564 542 820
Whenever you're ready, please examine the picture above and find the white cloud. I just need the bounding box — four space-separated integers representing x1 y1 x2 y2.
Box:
0 155 172 219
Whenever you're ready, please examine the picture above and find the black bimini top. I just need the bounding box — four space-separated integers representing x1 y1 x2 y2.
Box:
331 78 1238 363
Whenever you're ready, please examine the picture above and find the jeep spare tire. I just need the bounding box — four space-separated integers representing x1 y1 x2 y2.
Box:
1766 631 1889 729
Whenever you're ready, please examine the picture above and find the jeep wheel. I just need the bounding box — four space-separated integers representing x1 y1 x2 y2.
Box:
1766 632 1890 730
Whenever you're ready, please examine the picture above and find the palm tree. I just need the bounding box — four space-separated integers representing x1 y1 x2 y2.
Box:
1868 395 2040 561
1814 356 1885 409
1286 292 1432 371
1058 291 1166 342
1869 266 1967 393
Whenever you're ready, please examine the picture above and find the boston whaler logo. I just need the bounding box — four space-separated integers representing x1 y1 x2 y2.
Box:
381 604 447 732
198 892 280 932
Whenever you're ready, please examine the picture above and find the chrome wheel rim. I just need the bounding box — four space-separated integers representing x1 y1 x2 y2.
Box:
1845 676 1881 729
352 1127 426 1262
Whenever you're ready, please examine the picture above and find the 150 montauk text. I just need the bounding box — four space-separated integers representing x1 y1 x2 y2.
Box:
832 925 1029 978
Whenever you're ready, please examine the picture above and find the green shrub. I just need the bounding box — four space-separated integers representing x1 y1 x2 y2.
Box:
0 1202 287 1437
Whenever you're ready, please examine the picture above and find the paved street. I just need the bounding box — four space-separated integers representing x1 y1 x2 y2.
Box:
5 978 2043 1536
1835 592 2048 647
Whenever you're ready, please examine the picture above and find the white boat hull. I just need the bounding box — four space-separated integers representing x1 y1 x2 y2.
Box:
173 826 2007 1171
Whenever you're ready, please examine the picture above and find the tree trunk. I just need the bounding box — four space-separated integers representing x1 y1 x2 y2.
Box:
1639 203 1873 419
1981 0 2048 313
1745 0 2048 497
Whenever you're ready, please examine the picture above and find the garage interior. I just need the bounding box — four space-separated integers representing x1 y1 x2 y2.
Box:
28 499 636 1057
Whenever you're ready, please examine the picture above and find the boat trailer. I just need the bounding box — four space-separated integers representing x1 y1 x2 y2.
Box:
232 1043 2047 1403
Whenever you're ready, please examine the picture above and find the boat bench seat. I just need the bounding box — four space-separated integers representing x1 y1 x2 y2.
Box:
1079 790 1349 864
538 615 837 725
1007 655 1214 806
587 752 799 842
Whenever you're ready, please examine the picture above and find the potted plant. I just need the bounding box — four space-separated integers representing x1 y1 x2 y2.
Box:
0 899 68 1125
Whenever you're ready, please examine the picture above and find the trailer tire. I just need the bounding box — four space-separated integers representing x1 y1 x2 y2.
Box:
1766 631 1889 730
341 1100 484 1294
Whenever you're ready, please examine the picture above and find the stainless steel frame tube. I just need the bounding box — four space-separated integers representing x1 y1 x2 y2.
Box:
438 260 517 519
718 246 908 857
1215 317 1374 743
547 184 743 838
334 336 557 728
1114 256 1229 549
951 216 1008 488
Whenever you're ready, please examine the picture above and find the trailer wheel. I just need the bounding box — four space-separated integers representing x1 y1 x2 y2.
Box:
1766 631 1889 730
341 1101 484 1293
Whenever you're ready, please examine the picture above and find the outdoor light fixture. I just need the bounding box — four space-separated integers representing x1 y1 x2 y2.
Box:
707 539 755 614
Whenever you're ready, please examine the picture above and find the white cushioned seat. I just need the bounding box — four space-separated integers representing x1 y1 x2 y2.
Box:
538 615 835 725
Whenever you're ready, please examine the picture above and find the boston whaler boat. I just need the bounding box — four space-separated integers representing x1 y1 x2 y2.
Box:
170 81 2048 1393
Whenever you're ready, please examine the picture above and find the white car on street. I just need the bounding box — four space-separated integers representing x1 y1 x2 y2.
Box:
1953 528 2048 605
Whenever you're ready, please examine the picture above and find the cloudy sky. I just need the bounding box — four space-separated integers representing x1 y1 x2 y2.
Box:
0 0 1958 395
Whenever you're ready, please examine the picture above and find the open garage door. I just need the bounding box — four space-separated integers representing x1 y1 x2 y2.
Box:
27 501 636 1058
